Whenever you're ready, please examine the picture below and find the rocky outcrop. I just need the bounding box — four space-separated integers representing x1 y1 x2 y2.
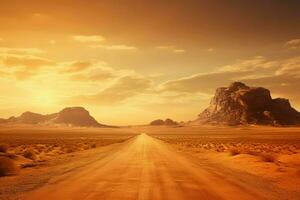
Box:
0 107 108 127
52 107 102 127
197 82 300 126
150 118 178 126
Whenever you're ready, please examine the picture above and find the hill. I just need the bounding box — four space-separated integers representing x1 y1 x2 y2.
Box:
0 107 109 127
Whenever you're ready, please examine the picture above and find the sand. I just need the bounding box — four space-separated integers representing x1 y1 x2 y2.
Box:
0 125 299 199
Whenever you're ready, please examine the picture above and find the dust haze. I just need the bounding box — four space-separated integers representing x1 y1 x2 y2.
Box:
1 1 300 199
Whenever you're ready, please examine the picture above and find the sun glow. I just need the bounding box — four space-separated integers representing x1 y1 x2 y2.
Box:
32 91 57 106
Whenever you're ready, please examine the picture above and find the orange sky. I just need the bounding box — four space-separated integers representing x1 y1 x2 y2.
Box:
0 0 300 125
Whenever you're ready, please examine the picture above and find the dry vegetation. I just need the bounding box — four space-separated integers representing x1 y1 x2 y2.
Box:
147 126 300 164
146 126 300 191
153 134 300 162
0 135 132 162
0 127 136 176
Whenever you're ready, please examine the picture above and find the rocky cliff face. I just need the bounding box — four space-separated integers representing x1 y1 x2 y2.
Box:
52 107 101 127
197 82 300 125
1 107 107 127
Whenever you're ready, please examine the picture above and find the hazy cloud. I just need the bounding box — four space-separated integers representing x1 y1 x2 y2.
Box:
275 56 300 75
218 56 278 72
156 45 186 54
173 49 186 54
61 60 132 82
90 44 137 51
0 47 45 55
63 61 93 73
0 70 9 77
0 54 54 69
49 40 56 45
70 72 115 82
160 71 248 94
285 39 300 50
160 55 300 107
14 70 34 80
68 75 152 105
156 46 175 49
72 34 137 51
159 56 277 94
72 35 105 43
70 68 116 82
0 53 55 80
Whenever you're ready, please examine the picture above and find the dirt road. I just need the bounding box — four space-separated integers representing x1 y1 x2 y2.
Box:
22 134 292 200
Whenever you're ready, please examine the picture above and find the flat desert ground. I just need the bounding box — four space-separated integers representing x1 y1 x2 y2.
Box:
0 125 300 200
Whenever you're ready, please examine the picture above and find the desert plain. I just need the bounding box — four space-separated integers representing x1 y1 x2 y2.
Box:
0 125 299 200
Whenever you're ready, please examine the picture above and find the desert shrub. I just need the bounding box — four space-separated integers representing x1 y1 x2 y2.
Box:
0 144 9 153
0 157 18 176
260 153 277 162
91 143 97 148
82 145 90 150
65 148 75 153
36 144 46 153
23 149 36 160
21 162 38 169
229 148 241 156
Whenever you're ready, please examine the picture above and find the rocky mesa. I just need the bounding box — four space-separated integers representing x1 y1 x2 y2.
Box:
0 107 109 127
150 118 178 126
197 82 300 126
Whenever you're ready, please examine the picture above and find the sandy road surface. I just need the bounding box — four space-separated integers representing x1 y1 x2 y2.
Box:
22 134 292 200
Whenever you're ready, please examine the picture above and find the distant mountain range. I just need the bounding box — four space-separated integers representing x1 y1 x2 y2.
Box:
2 82 300 127
0 107 110 127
